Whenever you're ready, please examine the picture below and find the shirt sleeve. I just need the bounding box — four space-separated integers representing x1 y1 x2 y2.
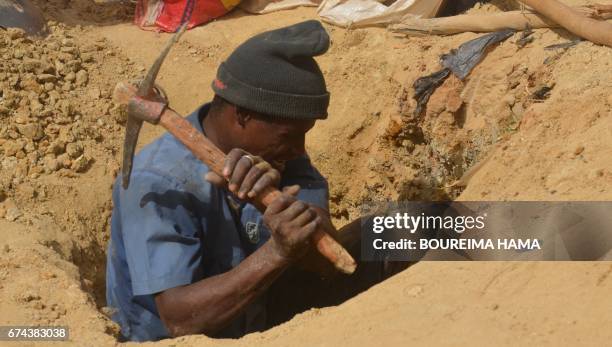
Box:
280 155 329 211
115 170 205 296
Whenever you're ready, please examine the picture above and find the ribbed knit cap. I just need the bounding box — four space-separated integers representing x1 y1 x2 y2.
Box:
211 20 330 119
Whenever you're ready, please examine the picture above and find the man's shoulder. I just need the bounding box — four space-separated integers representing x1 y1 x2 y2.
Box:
130 107 210 187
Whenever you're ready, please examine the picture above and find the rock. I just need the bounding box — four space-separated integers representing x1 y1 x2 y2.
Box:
23 58 42 72
3 140 25 156
24 141 36 153
64 71 76 82
37 74 57 83
71 155 90 173
46 42 59 51
574 145 585 156
44 82 55 91
40 61 56 74
7 28 26 40
65 142 83 159
44 156 60 172
75 70 88 86
17 124 44 141
54 60 65 74
5 206 22 222
19 75 42 93
502 94 516 106
511 102 524 118
57 153 71 168
61 38 75 47
13 49 25 59
30 99 44 114
60 46 77 54
15 150 26 159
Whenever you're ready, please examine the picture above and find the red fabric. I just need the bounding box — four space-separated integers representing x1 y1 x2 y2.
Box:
135 0 231 32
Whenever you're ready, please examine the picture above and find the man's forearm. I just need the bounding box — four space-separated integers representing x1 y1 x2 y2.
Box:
155 240 290 337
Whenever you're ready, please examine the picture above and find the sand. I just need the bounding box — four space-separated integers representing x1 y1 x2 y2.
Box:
1 0 611 345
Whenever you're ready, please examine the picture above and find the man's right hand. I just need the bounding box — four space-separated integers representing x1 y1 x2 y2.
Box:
263 185 321 262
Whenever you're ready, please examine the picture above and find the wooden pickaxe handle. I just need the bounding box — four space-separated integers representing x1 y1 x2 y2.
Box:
114 82 357 274
517 0 612 48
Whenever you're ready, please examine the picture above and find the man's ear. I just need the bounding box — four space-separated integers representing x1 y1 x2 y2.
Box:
235 107 252 128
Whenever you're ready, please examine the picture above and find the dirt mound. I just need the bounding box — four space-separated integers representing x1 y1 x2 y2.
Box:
1 0 611 345
0 19 139 342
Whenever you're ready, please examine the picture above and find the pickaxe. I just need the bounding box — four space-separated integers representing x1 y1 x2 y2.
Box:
113 26 357 274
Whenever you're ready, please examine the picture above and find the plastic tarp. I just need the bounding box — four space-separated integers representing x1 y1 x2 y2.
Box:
135 0 443 31
317 0 444 28
135 0 242 32
240 0 319 14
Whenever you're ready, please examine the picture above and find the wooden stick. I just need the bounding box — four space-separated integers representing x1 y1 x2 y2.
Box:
114 82 357 274
390 5 612 35
517 0 612 47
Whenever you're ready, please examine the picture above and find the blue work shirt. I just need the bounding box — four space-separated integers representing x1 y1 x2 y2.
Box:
106 103 329 342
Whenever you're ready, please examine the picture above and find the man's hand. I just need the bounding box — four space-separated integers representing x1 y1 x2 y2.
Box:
263 185 321 262
205 148 281 200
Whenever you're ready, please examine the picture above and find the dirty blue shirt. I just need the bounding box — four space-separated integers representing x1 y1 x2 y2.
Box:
106 103 329 342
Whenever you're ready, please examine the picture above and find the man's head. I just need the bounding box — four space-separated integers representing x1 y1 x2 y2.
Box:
207 20 330 170
207 95 315 171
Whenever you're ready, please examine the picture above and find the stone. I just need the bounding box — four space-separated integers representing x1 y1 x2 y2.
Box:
511 102 524 118
64 71 76 82
502 94 516 106
57 153 71 168
3 140 25 156
60 46 77 54
44 157 60 172
5 204 22 221
71 155 90 173
37 74 57 83
7 28 26 40
17 124 44 141
75 70 88 86
574 145 585 156
30 99 44 114
61 38 75 47
23 58 42 72
65 142 83 159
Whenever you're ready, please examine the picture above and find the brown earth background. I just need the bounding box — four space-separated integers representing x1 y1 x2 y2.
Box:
0 0 611 345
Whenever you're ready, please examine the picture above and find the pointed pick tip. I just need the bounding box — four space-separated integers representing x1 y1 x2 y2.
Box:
121 172 130 190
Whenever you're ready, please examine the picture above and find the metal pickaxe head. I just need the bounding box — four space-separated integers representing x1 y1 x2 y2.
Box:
120 23 188 189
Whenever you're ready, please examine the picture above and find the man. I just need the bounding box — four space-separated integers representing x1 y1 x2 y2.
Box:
106 20 402 342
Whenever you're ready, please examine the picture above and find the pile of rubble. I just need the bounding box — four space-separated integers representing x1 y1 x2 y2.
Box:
0 23 131 203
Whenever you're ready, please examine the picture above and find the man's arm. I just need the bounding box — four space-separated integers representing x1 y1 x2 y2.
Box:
155 240 287 337
155 177 322 337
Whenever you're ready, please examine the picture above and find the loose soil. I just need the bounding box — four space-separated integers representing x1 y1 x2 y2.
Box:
0 0 611 345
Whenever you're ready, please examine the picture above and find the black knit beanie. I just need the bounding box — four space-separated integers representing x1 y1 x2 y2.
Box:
211 20 330 120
